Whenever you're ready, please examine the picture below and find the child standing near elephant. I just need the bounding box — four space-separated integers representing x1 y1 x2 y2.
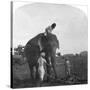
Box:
37 51 47 81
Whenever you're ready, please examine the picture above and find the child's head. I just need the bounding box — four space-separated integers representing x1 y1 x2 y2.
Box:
40 52 45 57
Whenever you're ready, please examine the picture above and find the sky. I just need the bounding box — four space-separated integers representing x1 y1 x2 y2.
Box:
13 2 88 55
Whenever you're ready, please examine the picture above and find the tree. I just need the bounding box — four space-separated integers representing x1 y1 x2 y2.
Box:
14 45 24 56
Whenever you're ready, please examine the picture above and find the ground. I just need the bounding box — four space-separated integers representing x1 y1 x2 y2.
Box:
12 55 87 88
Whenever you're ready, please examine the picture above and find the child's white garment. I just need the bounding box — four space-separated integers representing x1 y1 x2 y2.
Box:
38 56 46 81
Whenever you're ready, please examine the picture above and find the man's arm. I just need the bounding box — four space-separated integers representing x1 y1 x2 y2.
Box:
38 37 43 51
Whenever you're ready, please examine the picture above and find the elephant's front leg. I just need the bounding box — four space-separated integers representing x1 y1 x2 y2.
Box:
45 56 52 81
51 56 57 79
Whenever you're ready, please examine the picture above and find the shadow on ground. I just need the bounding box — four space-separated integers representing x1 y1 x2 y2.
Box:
12 77 87 88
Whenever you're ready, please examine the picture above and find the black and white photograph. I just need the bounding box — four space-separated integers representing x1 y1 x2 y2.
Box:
11 1 88 88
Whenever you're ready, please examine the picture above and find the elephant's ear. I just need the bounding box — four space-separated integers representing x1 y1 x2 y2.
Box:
54 35 59 49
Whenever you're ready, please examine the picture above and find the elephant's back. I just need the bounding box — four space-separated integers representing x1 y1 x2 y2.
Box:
24 33 44 57
26 33 44 46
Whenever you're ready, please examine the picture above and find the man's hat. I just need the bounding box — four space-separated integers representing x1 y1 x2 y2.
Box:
51 23 56 29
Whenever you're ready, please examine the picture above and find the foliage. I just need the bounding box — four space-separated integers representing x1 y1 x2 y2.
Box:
14 45 24 56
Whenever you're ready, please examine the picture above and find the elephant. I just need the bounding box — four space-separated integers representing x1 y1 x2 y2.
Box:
24 23 59 82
